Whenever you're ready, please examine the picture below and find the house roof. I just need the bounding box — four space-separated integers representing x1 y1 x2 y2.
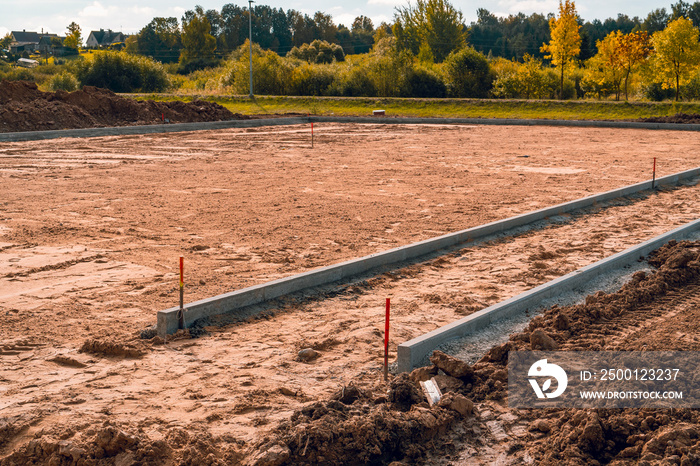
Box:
88 29 124 45
11 31 41 43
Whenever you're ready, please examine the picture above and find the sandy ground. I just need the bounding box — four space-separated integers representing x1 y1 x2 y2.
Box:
1 123 700 464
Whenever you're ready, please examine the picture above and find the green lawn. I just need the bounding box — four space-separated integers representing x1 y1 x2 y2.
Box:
130 94 700 121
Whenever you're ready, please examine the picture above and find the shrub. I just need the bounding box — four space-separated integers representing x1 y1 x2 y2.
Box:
401 67 446 97
71 51 170 92
444 47 494 98
330 65 377 97
288 63 336 96
643 82 675 101
176 57 222 75
222 48 291 95
48 71 79 91
288 40 345 64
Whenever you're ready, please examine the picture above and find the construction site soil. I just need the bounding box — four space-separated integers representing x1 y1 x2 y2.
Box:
1 122 700 465
0 81 244 133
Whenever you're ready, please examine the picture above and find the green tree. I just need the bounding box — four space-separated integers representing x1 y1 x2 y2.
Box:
132 17 182 63
0 33 12 51
444 46 493 97
180 6 217 64
393 0 466 62
541 0 581 99
651 16 700 100
64 22 82 50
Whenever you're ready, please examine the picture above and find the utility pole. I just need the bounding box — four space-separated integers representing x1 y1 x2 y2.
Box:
248 0 254 98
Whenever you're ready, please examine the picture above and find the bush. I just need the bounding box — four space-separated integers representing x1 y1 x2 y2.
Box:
48 71 79 91
71 51 170 92
176 57 222 75
0 67 36 82
288 40 345 64
444 47 494 98
401 67 446 97
330 65 377 97
288 63 336 96
643 82 675 101
222 48 291 95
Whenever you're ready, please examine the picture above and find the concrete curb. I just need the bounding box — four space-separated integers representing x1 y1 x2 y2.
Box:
396 217 700 372
156 166 700 337
3 116 700 142
0 117 309 142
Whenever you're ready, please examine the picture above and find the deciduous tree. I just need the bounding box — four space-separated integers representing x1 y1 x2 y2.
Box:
618 31 652 100
180 6 217 63
64 22 82 50
651 16 700 100
586 31 625 100
541 0 581 99
393 0 466 62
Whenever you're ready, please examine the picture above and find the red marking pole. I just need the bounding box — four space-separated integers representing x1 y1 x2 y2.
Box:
162 113 164 123
178 257 185 328
384 298 390 381
652 157 657 189
311 121 314 148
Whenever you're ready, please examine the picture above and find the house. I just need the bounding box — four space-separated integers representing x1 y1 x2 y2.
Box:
86 29 126 48
10 30 59 54
38 35 67 56
10 30 41 53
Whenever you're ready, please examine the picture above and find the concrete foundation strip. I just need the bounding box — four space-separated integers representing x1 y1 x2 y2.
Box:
3 116 700 142
156 166 700 337
396 217 700 372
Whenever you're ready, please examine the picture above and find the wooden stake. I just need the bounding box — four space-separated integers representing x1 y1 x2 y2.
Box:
178 256 184 329
384 298 390 381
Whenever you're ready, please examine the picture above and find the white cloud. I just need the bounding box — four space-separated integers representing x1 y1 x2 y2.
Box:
496 0 558 16
0 27 9 38
80 2 112 18
368 0 404 6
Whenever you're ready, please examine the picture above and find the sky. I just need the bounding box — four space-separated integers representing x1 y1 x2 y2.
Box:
1 0 673 41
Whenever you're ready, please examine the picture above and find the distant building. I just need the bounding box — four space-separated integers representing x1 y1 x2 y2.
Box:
86 29 126 49
10 30 59 54
17 58 39 68
39 35 67 56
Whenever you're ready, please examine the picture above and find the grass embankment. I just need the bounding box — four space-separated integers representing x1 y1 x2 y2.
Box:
131 94 700 121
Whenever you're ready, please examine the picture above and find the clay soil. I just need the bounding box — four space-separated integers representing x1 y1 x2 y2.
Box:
1 122 700 465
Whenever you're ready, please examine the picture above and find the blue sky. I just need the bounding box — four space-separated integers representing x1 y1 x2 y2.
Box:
1 1 672 40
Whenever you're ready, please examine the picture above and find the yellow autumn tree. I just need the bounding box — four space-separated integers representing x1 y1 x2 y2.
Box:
618 31 652 100
651 17 700 101
541 0 581 99
585 31 625 100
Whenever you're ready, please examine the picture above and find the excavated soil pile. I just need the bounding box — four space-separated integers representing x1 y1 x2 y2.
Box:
426 239 700 465
640 113 700 124
0 80 245 133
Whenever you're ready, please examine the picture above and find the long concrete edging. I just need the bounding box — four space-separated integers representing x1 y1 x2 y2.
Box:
396 217 700 372
3 115 700 142
156 166 700 337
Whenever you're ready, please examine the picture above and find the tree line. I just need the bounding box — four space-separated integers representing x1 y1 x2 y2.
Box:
121 0 700 68
5 0 700 101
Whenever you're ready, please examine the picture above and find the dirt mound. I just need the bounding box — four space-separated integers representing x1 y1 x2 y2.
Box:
421 239 700 464
0 80 247 133
0 423 244 466
639 113 700 124
251 382 464 465
79 338 146 358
